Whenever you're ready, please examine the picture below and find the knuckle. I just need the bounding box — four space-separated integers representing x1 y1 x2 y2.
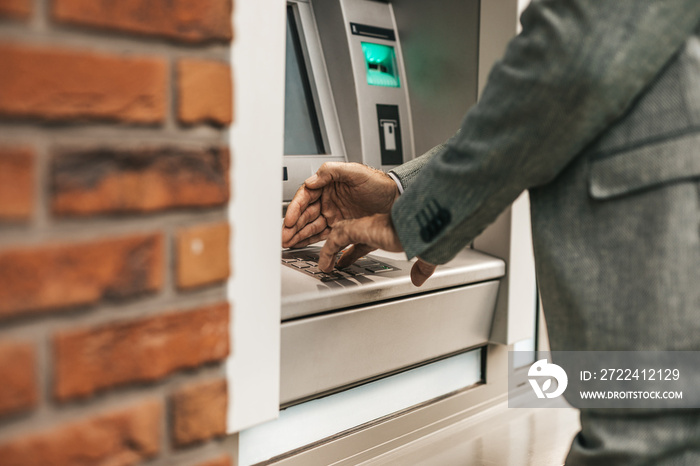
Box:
299 210 312 225
329 233 341 248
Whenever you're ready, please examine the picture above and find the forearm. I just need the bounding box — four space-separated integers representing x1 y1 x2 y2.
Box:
392 0 700 264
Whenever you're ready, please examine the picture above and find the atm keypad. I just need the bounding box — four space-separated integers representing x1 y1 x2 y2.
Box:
282 248 399 281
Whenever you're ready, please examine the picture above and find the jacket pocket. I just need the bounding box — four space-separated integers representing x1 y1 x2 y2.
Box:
588 132 700 200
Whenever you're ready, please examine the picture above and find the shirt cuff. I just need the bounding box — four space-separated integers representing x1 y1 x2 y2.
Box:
387 171 404 195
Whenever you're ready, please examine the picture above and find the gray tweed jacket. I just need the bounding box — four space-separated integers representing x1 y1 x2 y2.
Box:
391 4 700 460
391 0 700 354
391 3 700 461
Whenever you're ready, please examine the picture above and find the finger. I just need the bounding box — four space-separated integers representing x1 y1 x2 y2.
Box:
284 185 322 228
288 228 330 249
304 162 351 189
294 200 322 232
283 215 328 248
410 259 437 287
281 200 322 245
337 243 375 268
318 222 356 272
319 214 402 271
320 190 343 227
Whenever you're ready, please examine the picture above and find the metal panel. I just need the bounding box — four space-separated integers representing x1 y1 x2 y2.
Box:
392 0 481 155
281 247 505 320
280 281 500 405
312 0 362 164
240 350 483 465
313 0 415 169
283 0 348 202
271 344 510 466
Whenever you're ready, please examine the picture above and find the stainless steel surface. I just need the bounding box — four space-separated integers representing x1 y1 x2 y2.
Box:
270 346 579 466
392 0 481 155
280 281 499 405
362 403 579 466
241 351 483 465
269 345 511 466
281 247 505 320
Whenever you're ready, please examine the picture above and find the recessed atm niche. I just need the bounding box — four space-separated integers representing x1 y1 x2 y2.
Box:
280 0 504 405
270 0 516 463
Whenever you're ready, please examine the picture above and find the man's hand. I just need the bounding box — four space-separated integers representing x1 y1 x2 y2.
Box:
282 162 399 249
318 213 437 287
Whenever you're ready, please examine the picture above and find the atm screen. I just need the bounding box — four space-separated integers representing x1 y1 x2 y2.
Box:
284 6 326 156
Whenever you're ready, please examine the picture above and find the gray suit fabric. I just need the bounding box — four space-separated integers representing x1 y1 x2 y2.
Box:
389 0 700 463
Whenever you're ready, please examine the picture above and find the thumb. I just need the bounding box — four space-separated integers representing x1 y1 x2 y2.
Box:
305 162 344 189
410 259 437 287
337 243 375 268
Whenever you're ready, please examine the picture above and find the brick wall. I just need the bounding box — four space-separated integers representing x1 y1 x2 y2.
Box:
0 1 234 465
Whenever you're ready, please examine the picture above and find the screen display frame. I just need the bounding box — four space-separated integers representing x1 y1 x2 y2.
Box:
283 1 347 202
285 4 327 155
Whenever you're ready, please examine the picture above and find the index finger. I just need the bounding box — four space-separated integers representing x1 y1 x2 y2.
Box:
284 184 322 228
318 222 356 272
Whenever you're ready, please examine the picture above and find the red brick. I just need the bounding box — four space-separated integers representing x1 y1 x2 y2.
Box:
0 400 161 466
0 342 38 417
0 146 34 221
0 43 166 123
52 0 233 43
54 303 230 400
0 0 31 19
178 59 233 126
0 234 163 319
172 379 227 447
176 222 230 289
50 147 230 216
196 455 231 466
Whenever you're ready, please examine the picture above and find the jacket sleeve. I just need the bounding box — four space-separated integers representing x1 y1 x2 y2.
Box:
391 0 700 264
389 131 459 191
389 140 448 191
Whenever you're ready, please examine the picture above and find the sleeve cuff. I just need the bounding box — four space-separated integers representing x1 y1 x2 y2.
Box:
387 171 404 194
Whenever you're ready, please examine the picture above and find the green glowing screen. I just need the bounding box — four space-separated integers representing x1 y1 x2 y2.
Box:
361 42 400 88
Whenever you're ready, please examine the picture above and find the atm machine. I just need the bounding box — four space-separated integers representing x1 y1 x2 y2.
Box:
242 0 520 463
